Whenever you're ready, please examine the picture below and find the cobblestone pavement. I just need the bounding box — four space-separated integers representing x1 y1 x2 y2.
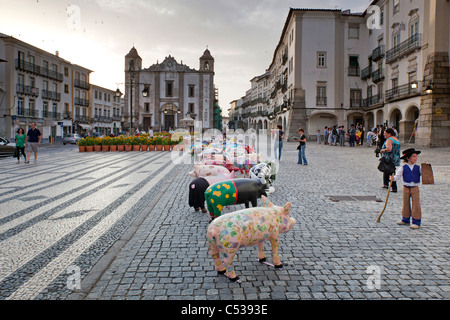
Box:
0 142 448 300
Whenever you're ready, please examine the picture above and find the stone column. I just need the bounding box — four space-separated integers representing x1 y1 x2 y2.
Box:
416 52 450 147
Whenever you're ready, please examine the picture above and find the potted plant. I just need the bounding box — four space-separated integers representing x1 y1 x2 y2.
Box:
124 135 133 151
162 136 171 151
132 136 141 151
147 137 155 151
154 135 163 151
85 137 95 152
101 137 111 152
78 138 86 152
93 137 102 152
110 136 118 152
115 136 125 151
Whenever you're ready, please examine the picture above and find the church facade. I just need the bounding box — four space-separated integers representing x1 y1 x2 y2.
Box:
123 47 215 133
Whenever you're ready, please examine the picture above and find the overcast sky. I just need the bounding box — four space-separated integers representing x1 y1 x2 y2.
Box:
0 0 372 115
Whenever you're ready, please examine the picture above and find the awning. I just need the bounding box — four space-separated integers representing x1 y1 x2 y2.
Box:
79 124 92 130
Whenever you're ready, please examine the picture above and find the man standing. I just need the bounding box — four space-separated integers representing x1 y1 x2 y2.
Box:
349 124 356 147
25 122 42 164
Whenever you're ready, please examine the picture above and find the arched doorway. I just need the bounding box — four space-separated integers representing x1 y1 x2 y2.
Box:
309 112 338 137
403 104 420 143
389 108 402 131
161 103 179 131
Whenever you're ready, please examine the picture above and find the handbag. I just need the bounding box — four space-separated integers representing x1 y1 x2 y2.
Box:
378 155 395 173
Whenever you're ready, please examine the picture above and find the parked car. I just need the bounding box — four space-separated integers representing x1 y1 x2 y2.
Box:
0 137 16 158
63 134 82 145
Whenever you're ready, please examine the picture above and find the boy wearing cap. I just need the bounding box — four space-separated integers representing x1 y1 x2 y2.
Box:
391 148 424 229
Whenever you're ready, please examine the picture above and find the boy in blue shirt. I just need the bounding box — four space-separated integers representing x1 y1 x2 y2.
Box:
391 148 424 229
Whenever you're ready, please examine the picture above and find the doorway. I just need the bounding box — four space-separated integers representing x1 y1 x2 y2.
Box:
164 114 174 132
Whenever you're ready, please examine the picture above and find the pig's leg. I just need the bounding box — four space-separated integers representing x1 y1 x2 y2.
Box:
257 242 266 262
269 236 283 268
208 238 226 274
250 197 257 208
223 249 239 281
245 201 249 208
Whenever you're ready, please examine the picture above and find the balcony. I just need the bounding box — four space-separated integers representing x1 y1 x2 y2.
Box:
372 68 384 83
63 112 72 120
40 67 64 82
361 66 372 80
316 97 327 106
16 84 39 97
350 98 362 108
15 59 40 75
15 60 63 81
372 45 385 62
386 34 422 64
385 81 422 102
74 114 89 122
24 108 39 118
363 94 384 108
42 89 61 101
75 97 89 107
74 79 90 90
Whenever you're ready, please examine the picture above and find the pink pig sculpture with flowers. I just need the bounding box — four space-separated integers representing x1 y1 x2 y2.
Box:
206 196 296 282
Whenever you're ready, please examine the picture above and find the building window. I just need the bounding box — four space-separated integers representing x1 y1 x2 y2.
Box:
188 85 195 97
348 56 360 76
317 52 326 68
350 89 362 108
65 84 69 94
316 85 327 106
145 103 150 112
189 103 195 113
393 0 400 15
380 7 384 25
166 81 173 97
65 67 69 77
349 26 359 39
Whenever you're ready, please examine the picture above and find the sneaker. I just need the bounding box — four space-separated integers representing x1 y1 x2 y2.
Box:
397 220 410 226
410 224 420 230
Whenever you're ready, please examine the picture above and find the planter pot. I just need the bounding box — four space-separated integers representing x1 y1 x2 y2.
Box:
125 145 133 152
110 145 118 152
148 145 155 151
118 145 125 152
86 146 94 152
78 146 86 152
140 145 148 151
102 145 110 152
156 145 163 151
133 145 141 151
94 145 102 152
163 145 171 151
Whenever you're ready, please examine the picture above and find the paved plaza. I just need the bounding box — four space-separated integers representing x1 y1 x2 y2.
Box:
0 141 449 301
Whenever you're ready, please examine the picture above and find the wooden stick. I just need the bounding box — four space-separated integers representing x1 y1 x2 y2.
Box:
376 174 395 223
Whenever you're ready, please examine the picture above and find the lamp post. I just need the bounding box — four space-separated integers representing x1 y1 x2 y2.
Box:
115 70 149 135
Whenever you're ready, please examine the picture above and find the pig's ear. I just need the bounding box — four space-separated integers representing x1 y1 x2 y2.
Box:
283 202 291 214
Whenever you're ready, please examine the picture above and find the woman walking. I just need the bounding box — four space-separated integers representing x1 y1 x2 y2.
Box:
380 128 401 192
15 128 27 164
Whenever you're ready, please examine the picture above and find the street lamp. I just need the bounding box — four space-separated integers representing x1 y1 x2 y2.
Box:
115 75 150 134
425 83 434 95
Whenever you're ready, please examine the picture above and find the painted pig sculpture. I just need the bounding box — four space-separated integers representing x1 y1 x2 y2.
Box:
204 179 268 219
189 164 234 179
207 196 296 281
189 173 235 213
